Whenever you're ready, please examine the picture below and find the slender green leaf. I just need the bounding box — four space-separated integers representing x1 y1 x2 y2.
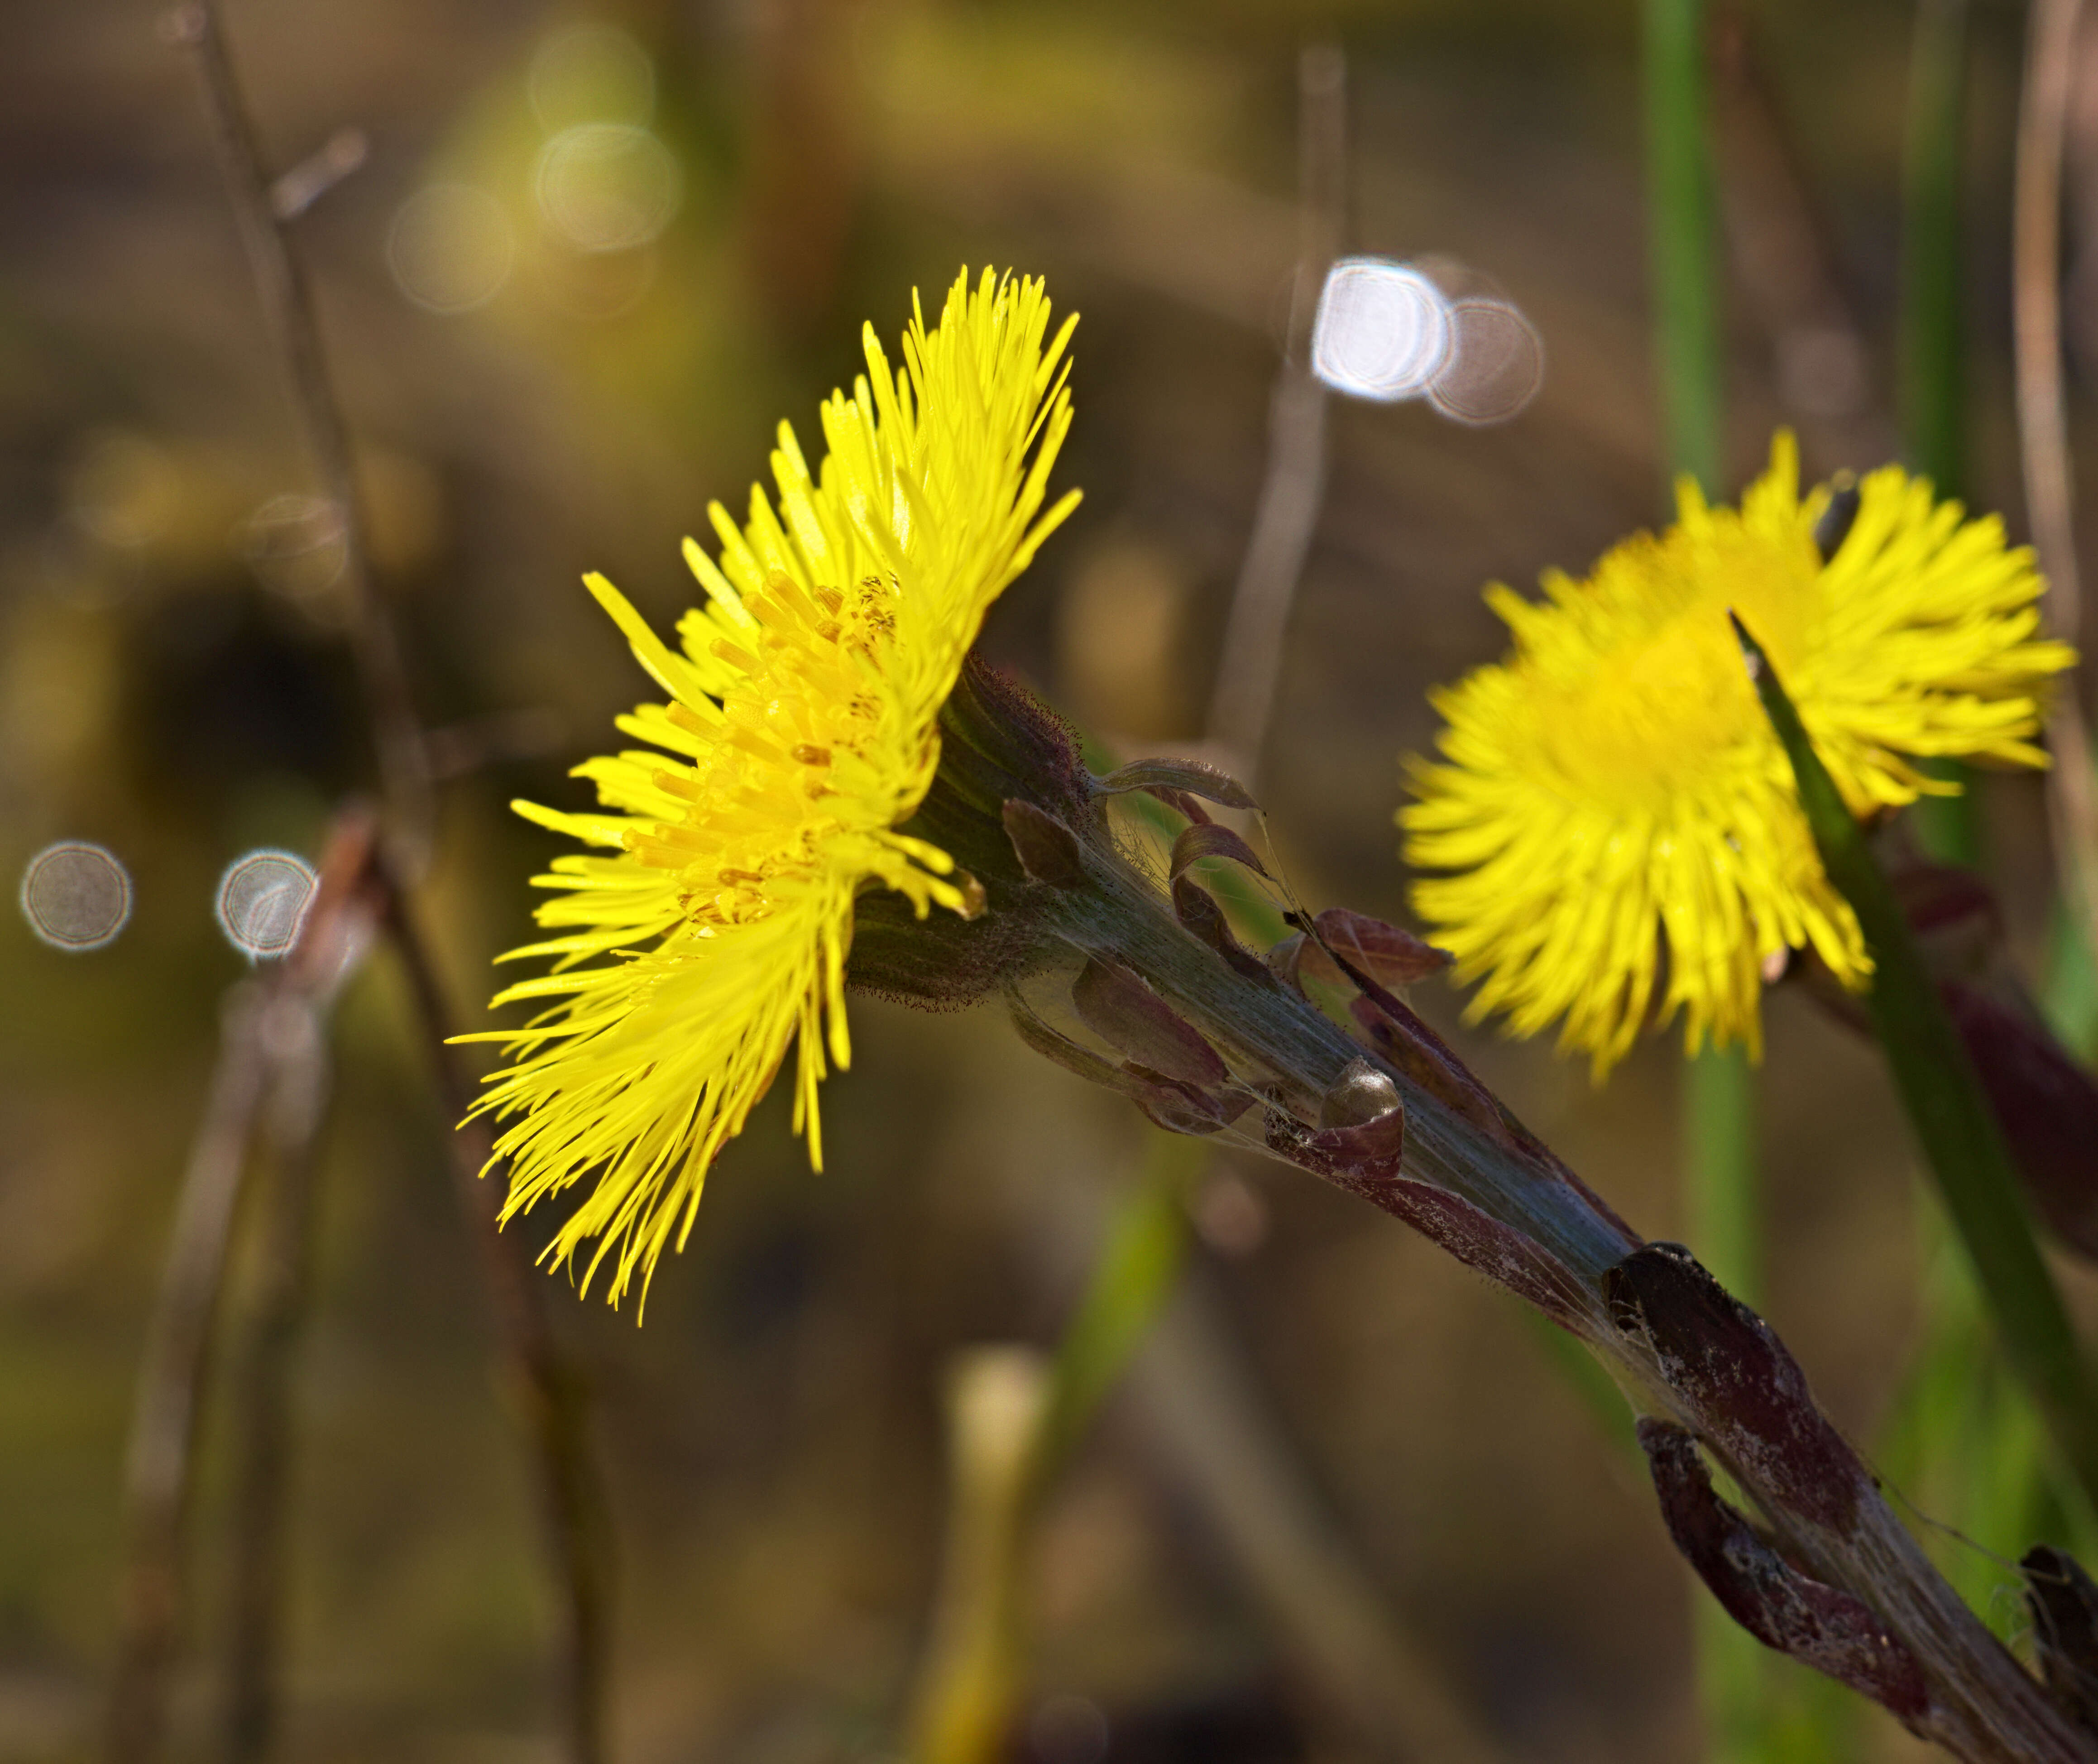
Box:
1736 613 2098 1510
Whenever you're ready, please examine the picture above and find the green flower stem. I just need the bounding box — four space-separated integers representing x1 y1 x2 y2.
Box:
1644 1 1764 1749
1740 615 2098 1513
1644 0 1724 496
1901 0 1983 868
1900 0 1969 500
1685 1045 1758 1299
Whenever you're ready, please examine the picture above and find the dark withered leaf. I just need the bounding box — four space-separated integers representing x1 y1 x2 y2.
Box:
1638 1420 1928 1726
2022 1545 2098 1735
1945 983 2098 1261
1607 1243 1866 1532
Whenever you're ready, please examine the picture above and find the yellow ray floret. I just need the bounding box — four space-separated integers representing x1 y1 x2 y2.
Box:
1401 432 2073 1079
460 268 1079 1307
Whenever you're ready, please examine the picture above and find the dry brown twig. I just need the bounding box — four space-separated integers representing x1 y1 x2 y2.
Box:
110 6 615 1761
1202 43 1346 789
2015 0 2098 968
107 814 385 1764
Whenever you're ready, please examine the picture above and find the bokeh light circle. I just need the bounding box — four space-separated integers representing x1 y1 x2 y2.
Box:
534 124 681 254
1310 259 1452 402
239 492 347 598
19 844 131 950
217 850 317 959
1427 297 1546 425
529 24 655 131
387 183 516 315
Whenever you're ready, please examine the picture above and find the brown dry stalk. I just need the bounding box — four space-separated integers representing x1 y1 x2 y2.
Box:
150 5 615 1759
107 815 383 1764
378 878 613 1764
2013 0 2098 973
1202 43 1346 787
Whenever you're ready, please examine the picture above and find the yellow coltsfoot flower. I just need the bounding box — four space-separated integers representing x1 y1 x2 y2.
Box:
1400 433 2073 1079
462 268 1078 1306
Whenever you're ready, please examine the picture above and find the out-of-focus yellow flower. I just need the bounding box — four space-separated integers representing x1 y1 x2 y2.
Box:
1401 433 2071 1079
461 269 1078 1306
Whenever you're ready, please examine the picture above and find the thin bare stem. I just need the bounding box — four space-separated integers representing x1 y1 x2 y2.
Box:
223 995 331 1764
107 815 383 1764
2015 0 2098 974
107 984 272 1764
163 0 430 864
1202 42 1345 789
379 883 612 1764
160 7 614 1756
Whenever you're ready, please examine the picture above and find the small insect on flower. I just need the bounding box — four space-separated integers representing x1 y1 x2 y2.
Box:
460 268 1079 1307
1400 433 2073 1079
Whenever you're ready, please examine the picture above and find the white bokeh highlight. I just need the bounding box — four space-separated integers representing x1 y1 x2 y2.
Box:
1311 257 1544 426
217 851 317 960
19 843 131 951
1311 259 1451 402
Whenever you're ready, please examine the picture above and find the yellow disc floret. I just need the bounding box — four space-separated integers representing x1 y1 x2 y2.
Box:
1402 433 2071 1079
461 269 1079 1307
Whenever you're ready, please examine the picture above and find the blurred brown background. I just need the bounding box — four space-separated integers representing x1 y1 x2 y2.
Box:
0 0 2081 1759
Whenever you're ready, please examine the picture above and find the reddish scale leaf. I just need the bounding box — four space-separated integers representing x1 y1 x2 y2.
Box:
1263 1105 1405 1184
1001 799 1087 888
1007 994 1129 1089
1170 875 1271 982
1345 994 1643 1247
1169 822 1268 882
1093 757 1257 811
1071 956 1229 1089
1312 908 1453 990
1264 1106 1590 1325
1348 995 1523 1156
1638 1421 1930 1727
1124 1065 1254 1135
1150 787 1213 825
1007 995 1245 1131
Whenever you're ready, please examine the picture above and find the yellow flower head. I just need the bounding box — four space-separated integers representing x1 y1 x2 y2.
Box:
462 269 1079 1306
1400 433 2072 1079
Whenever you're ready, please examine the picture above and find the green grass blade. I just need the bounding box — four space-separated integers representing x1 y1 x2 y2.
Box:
1736 613 2098 1510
